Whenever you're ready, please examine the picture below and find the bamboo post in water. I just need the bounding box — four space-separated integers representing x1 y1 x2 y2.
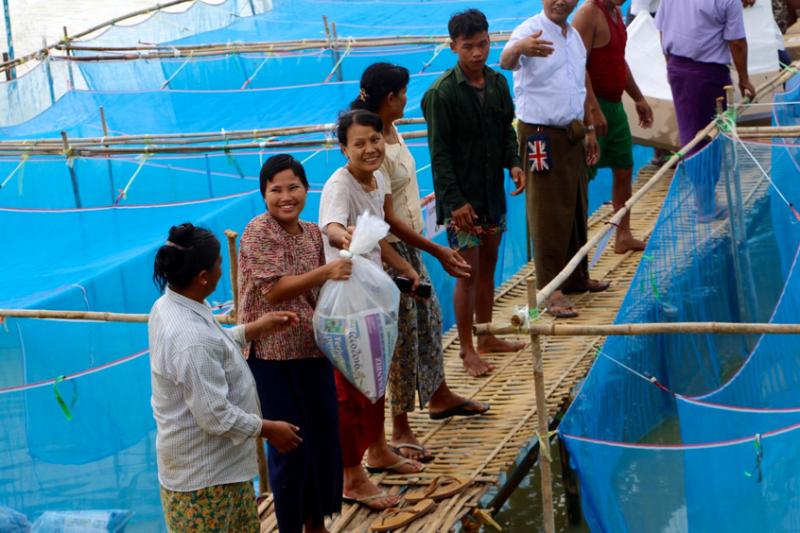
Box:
224 229 269 495
526 278 556 533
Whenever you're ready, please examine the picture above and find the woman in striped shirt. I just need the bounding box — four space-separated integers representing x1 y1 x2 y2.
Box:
149 223 300 533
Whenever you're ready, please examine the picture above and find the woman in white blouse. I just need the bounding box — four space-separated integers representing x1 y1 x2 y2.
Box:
350 64 490 465
149 222 299 532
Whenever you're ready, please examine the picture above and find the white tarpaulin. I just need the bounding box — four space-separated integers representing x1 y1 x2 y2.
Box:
626 4 782 101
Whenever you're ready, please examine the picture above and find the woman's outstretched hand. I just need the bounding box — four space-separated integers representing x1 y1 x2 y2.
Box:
245 311 299 340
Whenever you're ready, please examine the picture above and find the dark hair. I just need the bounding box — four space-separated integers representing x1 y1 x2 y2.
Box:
350 62 410 113
259 154 309 198
336 109 384 145
153 223 220 292
448 9 489 41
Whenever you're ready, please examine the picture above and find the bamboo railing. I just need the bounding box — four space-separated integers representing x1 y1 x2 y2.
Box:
0 308 236 324
49 31 511 62
474 320 800 337
0 119 426 158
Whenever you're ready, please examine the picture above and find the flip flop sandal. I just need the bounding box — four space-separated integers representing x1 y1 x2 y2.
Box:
370 499 436 532
404 475 472 503
365 457 425 475
390 443 436 463
545 298 579 319
342 492 399 511
429 401 490 420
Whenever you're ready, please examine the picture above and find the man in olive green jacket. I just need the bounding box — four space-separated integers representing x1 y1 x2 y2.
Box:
422 9 526 378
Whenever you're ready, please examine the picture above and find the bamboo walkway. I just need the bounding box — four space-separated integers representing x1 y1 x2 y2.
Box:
257 163 675 532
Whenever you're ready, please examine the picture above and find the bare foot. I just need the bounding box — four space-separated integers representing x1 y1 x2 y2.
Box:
614 230 646 254
477 334 526 354
460 348 495 377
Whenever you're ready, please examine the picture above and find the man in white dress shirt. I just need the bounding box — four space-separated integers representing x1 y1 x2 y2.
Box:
500 0 609 318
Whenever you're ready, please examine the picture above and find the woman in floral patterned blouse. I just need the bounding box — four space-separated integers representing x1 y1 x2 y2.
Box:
238 154 352 533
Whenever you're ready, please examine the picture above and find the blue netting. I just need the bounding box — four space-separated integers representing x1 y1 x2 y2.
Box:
0 1 653 529
560 80 800 532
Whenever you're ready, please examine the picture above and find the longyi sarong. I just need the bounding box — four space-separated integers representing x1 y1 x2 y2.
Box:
160 481 259 533
667 55 730 217
666 54 731 153
519 121 589 290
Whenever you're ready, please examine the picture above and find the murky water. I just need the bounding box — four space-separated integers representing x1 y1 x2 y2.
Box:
493 442 591 533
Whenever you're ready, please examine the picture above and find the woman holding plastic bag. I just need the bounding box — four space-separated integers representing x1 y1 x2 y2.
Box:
238 155 351 533
350 63 490 465
317 110 424 510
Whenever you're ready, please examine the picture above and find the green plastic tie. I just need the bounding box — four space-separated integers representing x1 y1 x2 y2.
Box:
224 147 246 179
744 433 763 482
528 305 540 322
53 375 78 421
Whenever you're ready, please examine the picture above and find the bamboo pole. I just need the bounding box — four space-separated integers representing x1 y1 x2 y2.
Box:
331 21 343 82
61 131 82 208
526 278 556 533
224 229 269 495
224 229 240 321
55 30 511 54
0 308 235 324
0 118 426 156
99 106 117 204
474 321 800 337
0 129 429 158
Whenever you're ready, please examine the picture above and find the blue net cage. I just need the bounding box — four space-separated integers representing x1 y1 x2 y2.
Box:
559 82 800 532
0 0 648 529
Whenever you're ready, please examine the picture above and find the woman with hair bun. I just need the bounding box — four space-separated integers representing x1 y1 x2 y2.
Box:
351 63 489 464
149 222 300 533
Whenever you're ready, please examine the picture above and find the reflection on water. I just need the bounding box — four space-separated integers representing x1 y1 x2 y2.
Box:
495 418 689 532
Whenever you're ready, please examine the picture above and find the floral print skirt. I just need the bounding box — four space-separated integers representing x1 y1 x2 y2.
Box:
387 241 446 416
160 481 259 532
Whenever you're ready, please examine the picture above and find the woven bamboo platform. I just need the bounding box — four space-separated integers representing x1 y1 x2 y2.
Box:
257 163 675 532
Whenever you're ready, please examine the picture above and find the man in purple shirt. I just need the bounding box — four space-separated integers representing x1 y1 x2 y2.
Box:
656 0 755 148
656 0 756 220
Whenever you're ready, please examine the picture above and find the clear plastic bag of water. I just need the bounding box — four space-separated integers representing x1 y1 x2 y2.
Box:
313 211 400 402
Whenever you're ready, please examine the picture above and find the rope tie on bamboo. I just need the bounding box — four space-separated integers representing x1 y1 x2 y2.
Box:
535 429 558 462
160 50 193 89
241 56 270 89
114 154 151 204
420 40 449 73
744 434 763 482
323 37 354 83
0 154 30 191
